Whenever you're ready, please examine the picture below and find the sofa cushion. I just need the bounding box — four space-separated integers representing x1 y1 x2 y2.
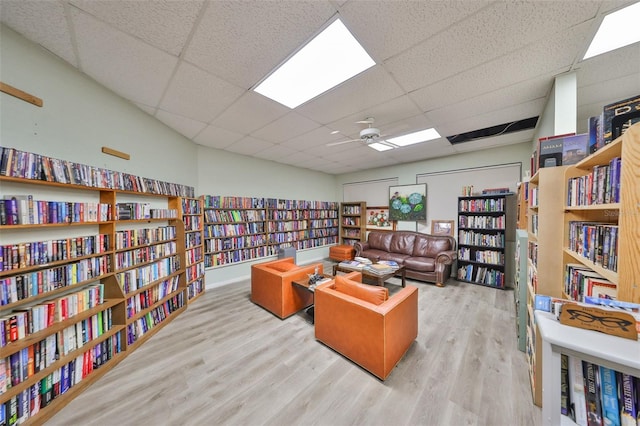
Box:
368 231 392 252
427 237 453 257
269 262 297 272
377 253 409 264
390 232 416 255
403 256 435 272
334 275 389 305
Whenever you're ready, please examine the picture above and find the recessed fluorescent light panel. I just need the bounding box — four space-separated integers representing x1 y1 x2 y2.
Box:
387 128 441 147
583 2 640 59
369 142 394 151
253 18 375 109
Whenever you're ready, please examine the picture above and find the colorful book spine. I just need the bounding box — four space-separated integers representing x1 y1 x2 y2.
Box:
599 366 621 426
583 361 603 426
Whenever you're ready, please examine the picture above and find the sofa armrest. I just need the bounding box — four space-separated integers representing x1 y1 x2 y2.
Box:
353 241 369 256
436 250 457 265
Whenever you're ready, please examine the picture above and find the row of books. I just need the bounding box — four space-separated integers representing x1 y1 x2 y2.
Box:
204 222 265 238
0 234 110 272
458 248 504 265
115 256 179 294
126 294 184 345
0 284 105 348
115 226 176 250
457 215 505 230
0 197 111 226
269 199 338 210
456 264 505 288
187 278 205 299
567 157 621 206
0 146 194 197
185 232 202 249
125 276 180 319
205 247 271 267
185 263 205 282
565 263 617 303
457 230 504 248
562 355 639 426
0 256 110 306
341 206 361 215
205 235 267 252
182 215 201 232
269 209 338 220
205 209 265 223
342 218 361 226
0 334 122 424
528 241 538 269
203 195 265 209
267 220 309 232
185 247 203 266
115 203 177 220
180 198 201 215
3 308 113 390
114 241 176 270
458 197 507 213
567 221 619 272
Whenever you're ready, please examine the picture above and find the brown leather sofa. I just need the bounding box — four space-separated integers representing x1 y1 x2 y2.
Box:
354 230 456 287
314 272 418 380
250 257 324 319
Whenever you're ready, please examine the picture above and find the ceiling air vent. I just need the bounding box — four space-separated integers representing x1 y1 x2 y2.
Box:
446 116 539 144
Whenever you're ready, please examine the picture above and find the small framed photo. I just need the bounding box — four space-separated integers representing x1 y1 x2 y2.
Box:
431 219 454 236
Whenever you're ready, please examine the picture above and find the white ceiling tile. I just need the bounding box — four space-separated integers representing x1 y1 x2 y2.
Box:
225 136 275 156
252 144 299 162
134 103 157 116
340 0 492 62
69 0 204 57
70 8 178 106
385 1 601 93
160 61 244 123
211 91 289 136
193 124 243 150
576 43 640 89
281 126 346 150
155 109 207 140
296 66 405 124
0 0 77 66
251 112 321 143
184 0 336 89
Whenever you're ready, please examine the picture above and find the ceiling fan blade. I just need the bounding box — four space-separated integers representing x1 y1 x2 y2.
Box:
326 138 361 147
355 117 375 125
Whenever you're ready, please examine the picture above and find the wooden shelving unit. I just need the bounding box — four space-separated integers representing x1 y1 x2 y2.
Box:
456 193 516 289
172 196 205 303
514 229 528 352
0 164 189 424
202 196 268 268
516 180 529 230
561 123 639 304
339 201 366 246
202 196 339 268
525 165 567 407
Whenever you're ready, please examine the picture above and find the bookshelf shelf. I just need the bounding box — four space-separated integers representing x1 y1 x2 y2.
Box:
456 193 516 289
0 145 191 424
340 201 366 246
172 196 205 303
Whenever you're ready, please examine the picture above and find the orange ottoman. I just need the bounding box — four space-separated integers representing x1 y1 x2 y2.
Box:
329 244 355 261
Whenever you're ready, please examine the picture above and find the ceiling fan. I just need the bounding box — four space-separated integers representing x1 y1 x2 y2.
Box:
326 117 397 149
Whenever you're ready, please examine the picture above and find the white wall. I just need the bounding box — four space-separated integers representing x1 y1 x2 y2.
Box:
0 25 198 188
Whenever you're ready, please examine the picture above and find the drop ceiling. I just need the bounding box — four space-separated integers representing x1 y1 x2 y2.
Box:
1 0 639 175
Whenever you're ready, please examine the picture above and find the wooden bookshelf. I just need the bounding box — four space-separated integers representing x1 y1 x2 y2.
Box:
202 196 339 268
561 123 640 304
456 193 516 289
525 165 568 407
202 196 268 267
516 180 529 230
0 163 189 424
171 196 205 303
340 201 366 246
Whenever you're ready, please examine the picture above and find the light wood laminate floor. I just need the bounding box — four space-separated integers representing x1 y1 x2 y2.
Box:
49 264 541 426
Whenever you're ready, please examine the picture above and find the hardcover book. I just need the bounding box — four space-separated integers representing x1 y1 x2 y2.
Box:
582 361 603 426
599 366 620 426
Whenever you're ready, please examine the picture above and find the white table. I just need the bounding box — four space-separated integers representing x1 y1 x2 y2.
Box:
534 310 640 426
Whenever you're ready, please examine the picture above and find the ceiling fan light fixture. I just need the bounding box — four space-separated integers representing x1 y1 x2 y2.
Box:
387 128 441 147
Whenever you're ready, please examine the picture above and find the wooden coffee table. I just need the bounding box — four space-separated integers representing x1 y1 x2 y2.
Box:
332 263 406 287
291 274 332 322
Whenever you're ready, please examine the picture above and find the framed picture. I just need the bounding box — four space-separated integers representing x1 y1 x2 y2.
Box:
431 219 455 236
389 184 427 221
366 206 394 230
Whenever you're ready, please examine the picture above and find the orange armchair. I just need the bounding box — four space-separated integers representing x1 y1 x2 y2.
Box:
251 257 324 319
314 272 418 380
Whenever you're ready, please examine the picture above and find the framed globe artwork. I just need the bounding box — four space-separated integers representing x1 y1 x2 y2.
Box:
388 184 427 221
